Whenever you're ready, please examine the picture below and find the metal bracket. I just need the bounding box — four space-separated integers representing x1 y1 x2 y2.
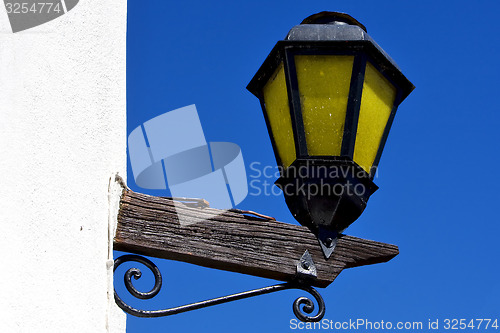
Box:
296 250 317 282
317 227 339 259
114 254 326 322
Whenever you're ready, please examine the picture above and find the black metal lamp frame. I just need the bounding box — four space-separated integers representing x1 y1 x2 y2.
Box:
247 41 413 179
246 13 414 258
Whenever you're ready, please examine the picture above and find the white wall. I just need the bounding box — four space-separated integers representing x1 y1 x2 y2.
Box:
0 1 127 332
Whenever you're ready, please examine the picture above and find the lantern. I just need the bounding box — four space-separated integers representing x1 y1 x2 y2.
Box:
247 12 414 258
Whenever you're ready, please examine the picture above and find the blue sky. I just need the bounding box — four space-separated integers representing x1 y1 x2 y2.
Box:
117 1 500 332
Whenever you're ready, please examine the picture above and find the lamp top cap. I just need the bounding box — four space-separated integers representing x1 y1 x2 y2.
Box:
300 12 367 32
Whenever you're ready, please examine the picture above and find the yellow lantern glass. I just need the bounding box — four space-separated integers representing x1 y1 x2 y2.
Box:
295 55 354 157
262 63 296 169
258 55 402 176
354 62 397 173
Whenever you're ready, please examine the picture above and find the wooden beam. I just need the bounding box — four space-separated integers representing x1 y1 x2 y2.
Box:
114 188 398 288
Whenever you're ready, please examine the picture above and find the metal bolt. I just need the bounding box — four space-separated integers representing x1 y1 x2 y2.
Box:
301 261 310 270
325 238 334 248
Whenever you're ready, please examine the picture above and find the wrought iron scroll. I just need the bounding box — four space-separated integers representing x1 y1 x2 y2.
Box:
114 254 325 322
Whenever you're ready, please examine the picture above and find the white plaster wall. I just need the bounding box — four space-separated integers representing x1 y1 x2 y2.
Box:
0 1 127 332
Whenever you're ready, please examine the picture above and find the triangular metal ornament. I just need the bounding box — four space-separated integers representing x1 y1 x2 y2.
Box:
317 227 338 259
296 250 317 281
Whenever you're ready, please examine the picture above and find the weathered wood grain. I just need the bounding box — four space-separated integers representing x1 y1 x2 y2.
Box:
114 189 398 288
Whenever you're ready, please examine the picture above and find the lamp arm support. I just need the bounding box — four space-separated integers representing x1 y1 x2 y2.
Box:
114 254 325 322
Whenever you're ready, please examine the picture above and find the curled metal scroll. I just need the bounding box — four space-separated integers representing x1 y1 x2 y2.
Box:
114 254 325 322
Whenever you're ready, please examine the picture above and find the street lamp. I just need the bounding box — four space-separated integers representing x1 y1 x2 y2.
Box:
112 11 411 324
247 12 414 258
